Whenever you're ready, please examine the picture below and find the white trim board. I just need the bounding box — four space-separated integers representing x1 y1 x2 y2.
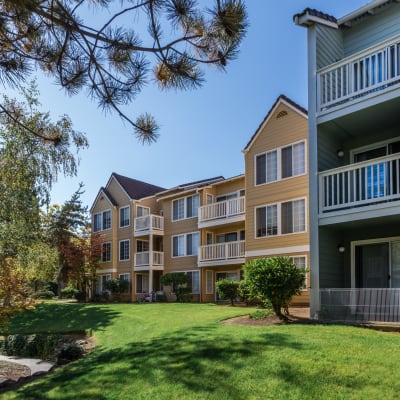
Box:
246 245 310 258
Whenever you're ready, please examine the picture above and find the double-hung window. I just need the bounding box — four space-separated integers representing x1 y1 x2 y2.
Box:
172 195 200 221
172 232 199 257
102 242 111 262
119 240 130 261
93 210 111 232
255 141 305 185
256 199 305 238
290 256 307 289
119 206 130 227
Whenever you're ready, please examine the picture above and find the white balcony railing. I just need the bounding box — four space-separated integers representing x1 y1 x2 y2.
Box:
318 34 400 113
134 251 164 267
134 214 164 234
319 153 400 213
320 288 400 322
199 197 245 224
198 241 245 264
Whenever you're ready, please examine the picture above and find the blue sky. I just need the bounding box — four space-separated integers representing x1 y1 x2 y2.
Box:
31 1 368 208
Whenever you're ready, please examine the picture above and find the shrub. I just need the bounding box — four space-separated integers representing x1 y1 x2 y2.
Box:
60 286 79 299
216 279 240 306
32 290 55 299
243 256 306 319
104 278 129 301
161 273 192 302
1 334 61 359
156 293 167 302
250 308 274 320
56 342 83 365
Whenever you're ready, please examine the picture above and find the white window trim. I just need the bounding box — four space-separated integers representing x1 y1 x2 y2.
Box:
93 209 112 232
136 239 149 253
100 274 111 292
254 139 307 187
119 239 130 261
119 273 131 281
171 194 200 222
215 189 245 202
101 241 112 263
136 205 150 217
119 206 130 228
289 255 308 291
171 231 200 258
135 273 149 294
254 197 307 239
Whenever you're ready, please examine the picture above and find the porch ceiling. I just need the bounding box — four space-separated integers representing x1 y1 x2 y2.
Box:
319 95 400 139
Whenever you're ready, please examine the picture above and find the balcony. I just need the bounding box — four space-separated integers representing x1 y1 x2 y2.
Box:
319 154 400 224
198 241 245 267
134 251 164 271
134 214 164 236
319 288 400 323
198 197 245 228
317 34 400 118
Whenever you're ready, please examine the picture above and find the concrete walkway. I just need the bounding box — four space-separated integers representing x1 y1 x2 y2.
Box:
0 355 54 375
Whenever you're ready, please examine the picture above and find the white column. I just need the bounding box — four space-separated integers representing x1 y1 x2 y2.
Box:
148 234 153 302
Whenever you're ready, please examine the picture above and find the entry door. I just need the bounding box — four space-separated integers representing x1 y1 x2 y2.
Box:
355 243 389 288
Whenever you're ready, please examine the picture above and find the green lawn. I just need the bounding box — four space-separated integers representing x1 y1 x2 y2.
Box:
2 302 400 400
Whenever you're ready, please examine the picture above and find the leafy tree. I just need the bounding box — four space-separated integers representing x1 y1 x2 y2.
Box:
161 272 191 302
0 0 247 143
104 278 130 302
243 257 306 319
216 278 239 306
0 84 86 324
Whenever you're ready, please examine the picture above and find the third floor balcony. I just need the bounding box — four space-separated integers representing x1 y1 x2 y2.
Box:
198 196 245 228
134 214 164 237
317 34 400 121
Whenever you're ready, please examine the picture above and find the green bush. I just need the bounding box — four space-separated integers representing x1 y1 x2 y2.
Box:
243 256 306 319
156 293 167 302
250 308 274 320
32 290 55 299
216 279 240 306
161 273 192 302
56 342 83 365
1 334 61 359
60 286 79 299
104 278 129 301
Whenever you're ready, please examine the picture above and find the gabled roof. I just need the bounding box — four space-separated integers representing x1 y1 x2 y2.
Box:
243 95 307 152
111 173 166 200
90 186 117 212
156 176 225 201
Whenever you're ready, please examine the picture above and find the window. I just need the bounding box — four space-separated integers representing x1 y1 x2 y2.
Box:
206 270 214 294
136 205 150 217
119 240 130 261
172 194 200 221
119 206 130 227
102 242 111 262
171 271 200 294
255 141 305 185
119 273 131 293
256 205 277 237
281 199 305 234
96 274 111 294
136 274 149 294
103 210 111 230
290 256 307 289
186 271 200 294
256 199 305 238
172 232 199 257
136 240 149 252
93 210 111 232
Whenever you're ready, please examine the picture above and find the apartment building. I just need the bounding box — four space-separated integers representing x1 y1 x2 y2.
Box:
295 0 400 321
91 95 309 304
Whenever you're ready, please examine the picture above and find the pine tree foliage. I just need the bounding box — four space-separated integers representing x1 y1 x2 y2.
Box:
0 0 248 144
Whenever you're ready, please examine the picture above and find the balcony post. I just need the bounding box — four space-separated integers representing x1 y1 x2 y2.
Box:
148 234 153 302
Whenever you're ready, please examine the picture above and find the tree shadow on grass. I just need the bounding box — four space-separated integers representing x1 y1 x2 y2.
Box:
4 303 121 335
4 325 339 400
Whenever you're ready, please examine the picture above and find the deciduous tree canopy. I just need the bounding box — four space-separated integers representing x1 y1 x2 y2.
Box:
0 0 248 143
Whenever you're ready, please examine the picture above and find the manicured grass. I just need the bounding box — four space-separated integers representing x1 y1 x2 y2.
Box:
2 303 400 399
